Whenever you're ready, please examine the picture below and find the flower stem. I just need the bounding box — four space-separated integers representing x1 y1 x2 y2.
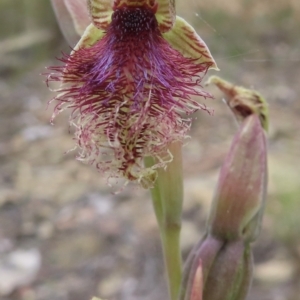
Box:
145 141 183 300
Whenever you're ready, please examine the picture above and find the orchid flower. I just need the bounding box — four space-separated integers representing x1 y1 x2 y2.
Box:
48 0 217 187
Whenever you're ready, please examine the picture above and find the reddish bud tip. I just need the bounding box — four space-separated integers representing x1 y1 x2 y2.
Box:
190 260 203 300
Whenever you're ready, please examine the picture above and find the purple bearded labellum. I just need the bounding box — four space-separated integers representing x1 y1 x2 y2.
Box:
47 0 217 187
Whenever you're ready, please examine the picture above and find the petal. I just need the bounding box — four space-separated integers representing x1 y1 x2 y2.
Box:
64 0 91 35
73 23 106 51
51 0 81 46
162 16 218 70
156 0 176 32
88 0 113 29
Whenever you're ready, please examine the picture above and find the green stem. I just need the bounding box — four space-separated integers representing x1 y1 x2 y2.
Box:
145 155 164 228
145 142 183 300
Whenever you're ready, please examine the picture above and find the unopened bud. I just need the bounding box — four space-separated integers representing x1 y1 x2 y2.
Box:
179 236 253 300
180 235 223 300
181 78 268 300
208 115 267 242
182 237 253 300
202 240 253 300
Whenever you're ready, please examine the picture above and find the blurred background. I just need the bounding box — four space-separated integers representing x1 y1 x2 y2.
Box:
0 0 299 299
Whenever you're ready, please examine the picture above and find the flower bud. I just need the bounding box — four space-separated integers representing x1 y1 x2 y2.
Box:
202 240 253 300
181 79 268 300
180 235 223 300
208 115 267 242
182 237 253 300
